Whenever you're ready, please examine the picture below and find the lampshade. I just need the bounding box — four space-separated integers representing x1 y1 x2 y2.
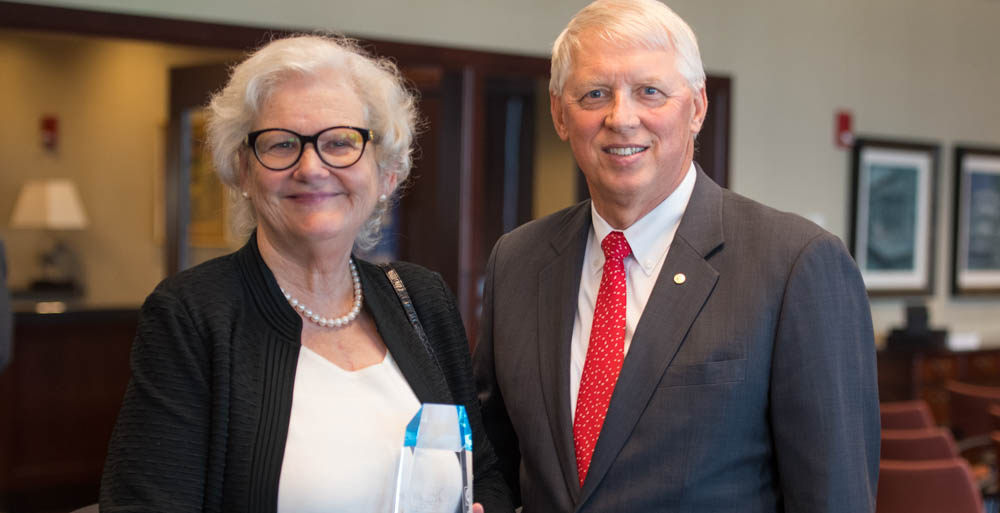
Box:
9 178 89 229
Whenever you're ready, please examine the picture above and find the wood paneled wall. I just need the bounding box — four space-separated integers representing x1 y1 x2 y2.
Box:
0 310 136 512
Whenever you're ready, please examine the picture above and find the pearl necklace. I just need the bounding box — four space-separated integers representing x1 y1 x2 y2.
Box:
280 259 363 329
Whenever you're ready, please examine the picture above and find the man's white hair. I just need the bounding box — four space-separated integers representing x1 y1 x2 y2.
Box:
549 0 706 96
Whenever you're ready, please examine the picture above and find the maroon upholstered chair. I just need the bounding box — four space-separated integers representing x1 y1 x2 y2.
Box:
876 458 983 513
947 380 1000 441
989 404 1000 431
880 400 935 430
880 427 958 460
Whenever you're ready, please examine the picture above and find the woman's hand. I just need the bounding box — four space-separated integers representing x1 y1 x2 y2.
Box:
472 503 484 513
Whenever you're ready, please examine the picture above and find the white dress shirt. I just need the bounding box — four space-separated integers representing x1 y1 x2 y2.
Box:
570 163 696 418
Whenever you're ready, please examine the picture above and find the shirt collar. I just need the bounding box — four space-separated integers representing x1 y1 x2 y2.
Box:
588 162 697 276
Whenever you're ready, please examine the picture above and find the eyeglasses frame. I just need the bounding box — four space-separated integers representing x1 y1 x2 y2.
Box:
244 125 376 171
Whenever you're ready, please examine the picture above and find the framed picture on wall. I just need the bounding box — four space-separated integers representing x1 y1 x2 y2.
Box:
850 137 939 296
186 109 230 248
952 145 1000 295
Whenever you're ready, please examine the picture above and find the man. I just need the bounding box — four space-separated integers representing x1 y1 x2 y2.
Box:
473 0 880 511
0 240 11 373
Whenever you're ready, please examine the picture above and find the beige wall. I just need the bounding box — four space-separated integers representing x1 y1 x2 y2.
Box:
0 30 240 306
6 0 1000 343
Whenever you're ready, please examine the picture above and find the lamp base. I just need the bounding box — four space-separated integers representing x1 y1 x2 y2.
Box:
27 279 84 296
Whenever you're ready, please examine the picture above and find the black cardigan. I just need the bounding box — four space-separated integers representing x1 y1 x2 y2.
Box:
100 234 513 513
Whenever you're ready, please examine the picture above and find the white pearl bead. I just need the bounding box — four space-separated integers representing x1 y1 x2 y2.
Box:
280 258 364 329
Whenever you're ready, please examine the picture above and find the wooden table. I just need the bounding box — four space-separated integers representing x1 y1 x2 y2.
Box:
878 345 1000 425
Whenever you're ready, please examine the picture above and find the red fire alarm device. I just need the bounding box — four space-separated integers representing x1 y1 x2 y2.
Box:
41 115 59 151
835 110 853 148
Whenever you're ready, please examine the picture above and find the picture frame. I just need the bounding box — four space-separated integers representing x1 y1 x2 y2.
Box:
951 145 1000 295
850 137 939 296
186 109 230 248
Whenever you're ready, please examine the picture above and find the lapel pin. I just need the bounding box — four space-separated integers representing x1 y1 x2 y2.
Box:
673 273 686 285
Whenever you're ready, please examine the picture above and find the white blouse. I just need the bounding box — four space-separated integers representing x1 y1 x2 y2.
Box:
276 346 425 513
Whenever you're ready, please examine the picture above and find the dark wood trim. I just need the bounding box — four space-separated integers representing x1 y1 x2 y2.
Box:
0 1 279 49
483 79 538 245
576 165 591 203
700 75 732 188
11 309 137 326
0 0 550 75
457 67 485 344
371 40 550 76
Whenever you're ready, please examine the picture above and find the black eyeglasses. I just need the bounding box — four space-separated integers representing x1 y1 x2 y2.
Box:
245 126 375 171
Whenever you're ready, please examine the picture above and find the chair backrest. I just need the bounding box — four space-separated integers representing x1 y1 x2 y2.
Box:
880 400 935 429
946 380 1000 439
989 404 1000 431
876 458 983 513
880 427 958 460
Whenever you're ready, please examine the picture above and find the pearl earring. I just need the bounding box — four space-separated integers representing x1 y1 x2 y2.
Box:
241 191 249 199
379 194 387 202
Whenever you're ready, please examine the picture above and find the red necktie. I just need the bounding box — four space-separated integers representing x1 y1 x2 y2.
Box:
574 230 631 486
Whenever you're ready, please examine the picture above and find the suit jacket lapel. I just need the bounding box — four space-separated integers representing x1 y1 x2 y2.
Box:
358 261 453 404
579 167 725 504
537 202 591 502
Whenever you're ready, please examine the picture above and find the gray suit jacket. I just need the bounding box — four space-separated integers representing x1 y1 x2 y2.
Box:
474 168 880 512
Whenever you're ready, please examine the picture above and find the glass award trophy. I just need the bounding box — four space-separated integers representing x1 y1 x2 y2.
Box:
392 403 473 513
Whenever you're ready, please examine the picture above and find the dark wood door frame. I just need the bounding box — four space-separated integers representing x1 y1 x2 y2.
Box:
699 75 732 188
166 65 237 274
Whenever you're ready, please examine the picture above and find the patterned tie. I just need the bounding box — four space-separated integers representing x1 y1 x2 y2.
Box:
574 230 632 486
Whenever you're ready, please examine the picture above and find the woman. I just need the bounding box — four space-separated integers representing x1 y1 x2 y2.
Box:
100 35 512 513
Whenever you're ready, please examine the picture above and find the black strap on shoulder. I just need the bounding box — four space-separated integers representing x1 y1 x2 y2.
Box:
378 263 441 371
